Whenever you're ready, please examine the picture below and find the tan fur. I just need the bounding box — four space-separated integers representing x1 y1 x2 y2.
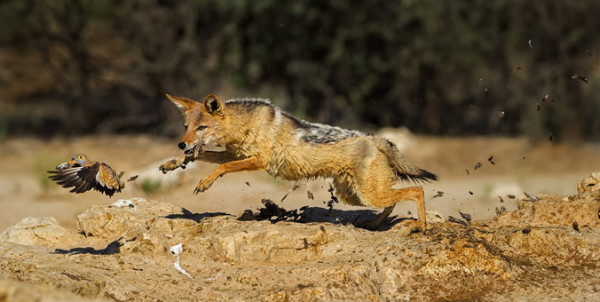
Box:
160 94 436 230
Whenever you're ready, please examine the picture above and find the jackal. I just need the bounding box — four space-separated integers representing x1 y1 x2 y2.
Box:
159 94 437 230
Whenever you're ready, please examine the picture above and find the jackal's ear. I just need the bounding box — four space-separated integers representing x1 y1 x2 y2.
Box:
203 94 224 115
165 93 197 115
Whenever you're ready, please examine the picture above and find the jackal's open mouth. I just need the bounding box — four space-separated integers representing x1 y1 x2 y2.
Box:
183 143 204 156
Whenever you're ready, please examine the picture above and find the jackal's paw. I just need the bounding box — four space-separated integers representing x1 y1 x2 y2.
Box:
193 177 214 194
407 219 426 233
159 159 183 174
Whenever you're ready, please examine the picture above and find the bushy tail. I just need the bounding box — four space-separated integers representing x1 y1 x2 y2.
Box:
376 138 438 183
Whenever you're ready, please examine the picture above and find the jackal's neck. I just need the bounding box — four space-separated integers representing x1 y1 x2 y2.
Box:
215 102 272 147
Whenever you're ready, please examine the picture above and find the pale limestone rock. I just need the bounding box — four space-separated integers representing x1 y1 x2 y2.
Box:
76 198 184 239
578 171 600 193
0 216 67 246
496 196 600 228
1 183 600 301
0 279 98 302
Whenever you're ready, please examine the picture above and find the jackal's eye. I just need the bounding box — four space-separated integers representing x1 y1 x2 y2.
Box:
197 125 207 130
183 125 188 130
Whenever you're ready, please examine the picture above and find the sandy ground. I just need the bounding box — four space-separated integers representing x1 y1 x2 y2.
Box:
1 132 600 301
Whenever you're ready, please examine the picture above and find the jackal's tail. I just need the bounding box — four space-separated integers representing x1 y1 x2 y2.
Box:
377 138 438 183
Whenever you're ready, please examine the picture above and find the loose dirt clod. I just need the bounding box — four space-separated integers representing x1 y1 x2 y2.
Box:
448 216 468 227
495 206 507 216
432 191 445 198
458 210 472 222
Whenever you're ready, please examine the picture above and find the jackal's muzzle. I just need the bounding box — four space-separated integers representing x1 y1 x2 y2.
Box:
180 141 204 158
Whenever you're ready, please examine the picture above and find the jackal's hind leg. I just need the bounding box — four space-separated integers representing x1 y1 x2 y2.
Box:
359 186 427 232
390 186 427 232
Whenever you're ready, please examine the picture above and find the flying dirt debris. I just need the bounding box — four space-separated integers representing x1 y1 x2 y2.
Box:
474 162 482 170
281 184 301 202
495 206 507 216
432 191 445 198
524 192 539 201
458 210 472 222
448 216 468 227
488 156 495 165
542 94 549 102
571 74 589 83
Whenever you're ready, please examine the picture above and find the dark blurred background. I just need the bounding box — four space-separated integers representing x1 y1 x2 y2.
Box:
0 0 599 141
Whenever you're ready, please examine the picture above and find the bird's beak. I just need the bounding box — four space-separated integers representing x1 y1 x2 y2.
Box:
56 159 77 169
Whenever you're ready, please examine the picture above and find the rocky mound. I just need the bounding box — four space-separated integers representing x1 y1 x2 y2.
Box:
1 176 600 301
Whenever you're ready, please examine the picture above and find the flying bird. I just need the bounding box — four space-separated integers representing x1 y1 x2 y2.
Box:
48 154 125 197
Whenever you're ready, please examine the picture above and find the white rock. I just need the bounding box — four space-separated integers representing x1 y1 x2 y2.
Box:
0 216 67 246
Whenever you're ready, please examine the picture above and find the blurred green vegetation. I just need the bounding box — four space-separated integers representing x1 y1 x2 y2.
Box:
140 179 162 195
32 152 60 192
0 0 599 141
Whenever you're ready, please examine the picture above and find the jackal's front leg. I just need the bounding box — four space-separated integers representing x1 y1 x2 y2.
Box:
159 151 239 174
159 155 193 174
194 156 266 194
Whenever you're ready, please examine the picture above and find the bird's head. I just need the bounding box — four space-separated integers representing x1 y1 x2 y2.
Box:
56 154 89 169
71 154 89 167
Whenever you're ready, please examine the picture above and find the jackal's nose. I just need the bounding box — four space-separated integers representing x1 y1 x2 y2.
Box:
178 142 186 150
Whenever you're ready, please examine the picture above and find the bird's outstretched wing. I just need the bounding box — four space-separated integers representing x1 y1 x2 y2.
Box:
48 162 124 197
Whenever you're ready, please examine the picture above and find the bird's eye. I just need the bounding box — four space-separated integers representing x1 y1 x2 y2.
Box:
78 156 83 159
197 125 207 130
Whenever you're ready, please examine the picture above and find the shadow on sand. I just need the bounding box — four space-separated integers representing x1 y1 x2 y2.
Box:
163 207 231 223
236 199 418 232
54 238 124 255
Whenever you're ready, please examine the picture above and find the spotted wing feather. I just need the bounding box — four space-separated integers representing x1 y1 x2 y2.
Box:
94 163 125 196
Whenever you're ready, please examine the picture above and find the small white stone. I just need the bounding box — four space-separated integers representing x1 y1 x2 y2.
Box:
170 243 183 255
111 199 134 208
